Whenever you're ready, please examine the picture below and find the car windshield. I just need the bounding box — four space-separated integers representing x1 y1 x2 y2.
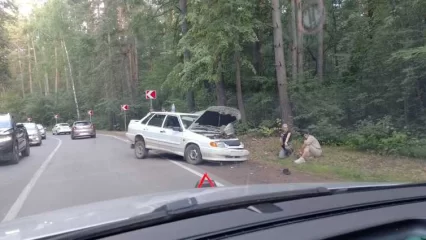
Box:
180 115 199 129
0 0 424 236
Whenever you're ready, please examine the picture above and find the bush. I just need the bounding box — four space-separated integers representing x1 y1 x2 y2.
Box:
307 120 347 146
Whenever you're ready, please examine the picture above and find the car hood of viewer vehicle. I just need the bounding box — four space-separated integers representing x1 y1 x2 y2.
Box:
0 182 403 240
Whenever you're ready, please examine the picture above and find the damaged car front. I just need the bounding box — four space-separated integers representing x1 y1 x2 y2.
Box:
186 106 249 162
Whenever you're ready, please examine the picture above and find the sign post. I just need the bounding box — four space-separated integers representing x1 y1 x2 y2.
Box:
121 104 129 131
54 114 59 124
88 110 93 122
145 90 157 111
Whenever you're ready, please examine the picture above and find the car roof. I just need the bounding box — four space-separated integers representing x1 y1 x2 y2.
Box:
150 112 199 116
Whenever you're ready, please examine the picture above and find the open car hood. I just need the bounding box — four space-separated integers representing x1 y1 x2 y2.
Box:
188 106 241 130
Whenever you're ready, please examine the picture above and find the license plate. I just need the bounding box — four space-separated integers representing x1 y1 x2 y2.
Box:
80 132 89 135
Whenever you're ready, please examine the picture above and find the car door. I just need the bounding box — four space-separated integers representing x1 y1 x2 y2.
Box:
161 115 184 154
52 124 58 134
15 123 26 150
144 114 166 149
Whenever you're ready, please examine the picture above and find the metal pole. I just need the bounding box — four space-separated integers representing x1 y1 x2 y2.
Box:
150 99 153 111
89 114 92 122
124 112 127 132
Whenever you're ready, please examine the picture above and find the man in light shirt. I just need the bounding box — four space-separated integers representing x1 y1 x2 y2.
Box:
295 130 322 164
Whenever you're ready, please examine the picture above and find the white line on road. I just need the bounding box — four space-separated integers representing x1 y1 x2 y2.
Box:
99 134 225 187
2 137 63 223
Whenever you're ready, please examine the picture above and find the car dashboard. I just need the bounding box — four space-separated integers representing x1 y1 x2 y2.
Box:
50 185 426 240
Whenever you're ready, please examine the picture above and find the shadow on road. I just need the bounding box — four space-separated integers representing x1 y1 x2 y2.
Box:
149 152 244 167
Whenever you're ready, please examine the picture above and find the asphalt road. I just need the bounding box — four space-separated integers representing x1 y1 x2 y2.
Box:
0 133 230 222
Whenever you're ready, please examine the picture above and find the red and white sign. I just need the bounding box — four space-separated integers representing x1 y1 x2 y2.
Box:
145 90 157 100
27 117 32 122
88 110 93 116
121 104 129 111
54 114 59 119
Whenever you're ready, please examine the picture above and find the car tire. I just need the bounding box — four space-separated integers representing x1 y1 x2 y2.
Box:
22 140 30 157
91 134 96 138
9 142 19 164
71 135 75 140
134 139 148 159
37 141 42 146
184 144 203 165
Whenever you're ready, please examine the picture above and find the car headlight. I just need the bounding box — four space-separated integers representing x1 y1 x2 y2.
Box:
0 135 12 143
209 141 226 148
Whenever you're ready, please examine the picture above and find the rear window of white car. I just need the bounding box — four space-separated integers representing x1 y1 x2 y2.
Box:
59 123 69 126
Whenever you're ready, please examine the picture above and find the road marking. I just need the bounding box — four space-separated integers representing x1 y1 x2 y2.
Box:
100 133 225 187
2 137 63 223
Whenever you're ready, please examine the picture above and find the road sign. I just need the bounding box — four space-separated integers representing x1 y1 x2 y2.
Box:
145 90 157 99
121 104 129 111
54 114 59 119
27 117 32 122
195 172 216 188
88 110 93 116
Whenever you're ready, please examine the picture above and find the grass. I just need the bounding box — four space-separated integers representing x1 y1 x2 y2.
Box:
241 135 426 182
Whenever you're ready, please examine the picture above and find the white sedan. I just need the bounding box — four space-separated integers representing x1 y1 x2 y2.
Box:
52 123 72 135
126 106 250 165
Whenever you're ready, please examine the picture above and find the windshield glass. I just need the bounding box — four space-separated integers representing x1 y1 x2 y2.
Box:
0 0 424 235
180 115 199 129
75 122 90 126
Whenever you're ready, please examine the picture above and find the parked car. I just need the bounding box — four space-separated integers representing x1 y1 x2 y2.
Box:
125 106 250 165
36 124 47 139
0 113 30 163
52 123 72 135
23 122 42 146
71 121 96 139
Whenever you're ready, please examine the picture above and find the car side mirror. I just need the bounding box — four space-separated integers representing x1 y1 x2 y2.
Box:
172 127 182 132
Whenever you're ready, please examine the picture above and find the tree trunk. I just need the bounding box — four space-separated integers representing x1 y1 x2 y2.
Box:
179 0 195 111
235 51 246 123
317 23 324 82
16 48 24 98
216 59 226 106
133 37 139 98
272 0 293 125
62 39 81 120
291 0 298 80
55 45 59 93
31 37 42 93
296 0 304 75
27 35 33 94
42 46 49 95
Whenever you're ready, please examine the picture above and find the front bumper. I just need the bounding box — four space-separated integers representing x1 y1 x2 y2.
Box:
0 140 14 161
200 147 249 162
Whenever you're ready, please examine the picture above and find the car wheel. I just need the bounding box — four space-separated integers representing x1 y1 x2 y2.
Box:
10 142 19 164
37 141 42 146
91 134 96 138
134 139 148 159
184 144 203 165
22 140 30 157
71 135 75 140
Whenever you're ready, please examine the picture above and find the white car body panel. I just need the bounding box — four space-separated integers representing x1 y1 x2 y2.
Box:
53 123 72 134
126 107 249 162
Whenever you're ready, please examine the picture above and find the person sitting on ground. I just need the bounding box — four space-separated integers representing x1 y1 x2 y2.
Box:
279 123 293 158
294 130 322 164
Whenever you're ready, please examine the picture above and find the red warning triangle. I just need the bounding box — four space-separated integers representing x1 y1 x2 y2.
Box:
196 172 216 188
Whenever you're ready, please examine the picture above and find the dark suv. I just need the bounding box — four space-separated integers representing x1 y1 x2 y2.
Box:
0 113 30 164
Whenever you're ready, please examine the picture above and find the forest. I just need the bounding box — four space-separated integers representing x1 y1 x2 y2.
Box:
0 0 425 157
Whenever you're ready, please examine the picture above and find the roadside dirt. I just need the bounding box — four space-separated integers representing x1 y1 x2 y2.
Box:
100 131 334 185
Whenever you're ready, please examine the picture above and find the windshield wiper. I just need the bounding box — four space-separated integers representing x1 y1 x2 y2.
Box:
47 187 331 240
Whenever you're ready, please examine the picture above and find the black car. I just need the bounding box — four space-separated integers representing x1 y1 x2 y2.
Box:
0 113 30 164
